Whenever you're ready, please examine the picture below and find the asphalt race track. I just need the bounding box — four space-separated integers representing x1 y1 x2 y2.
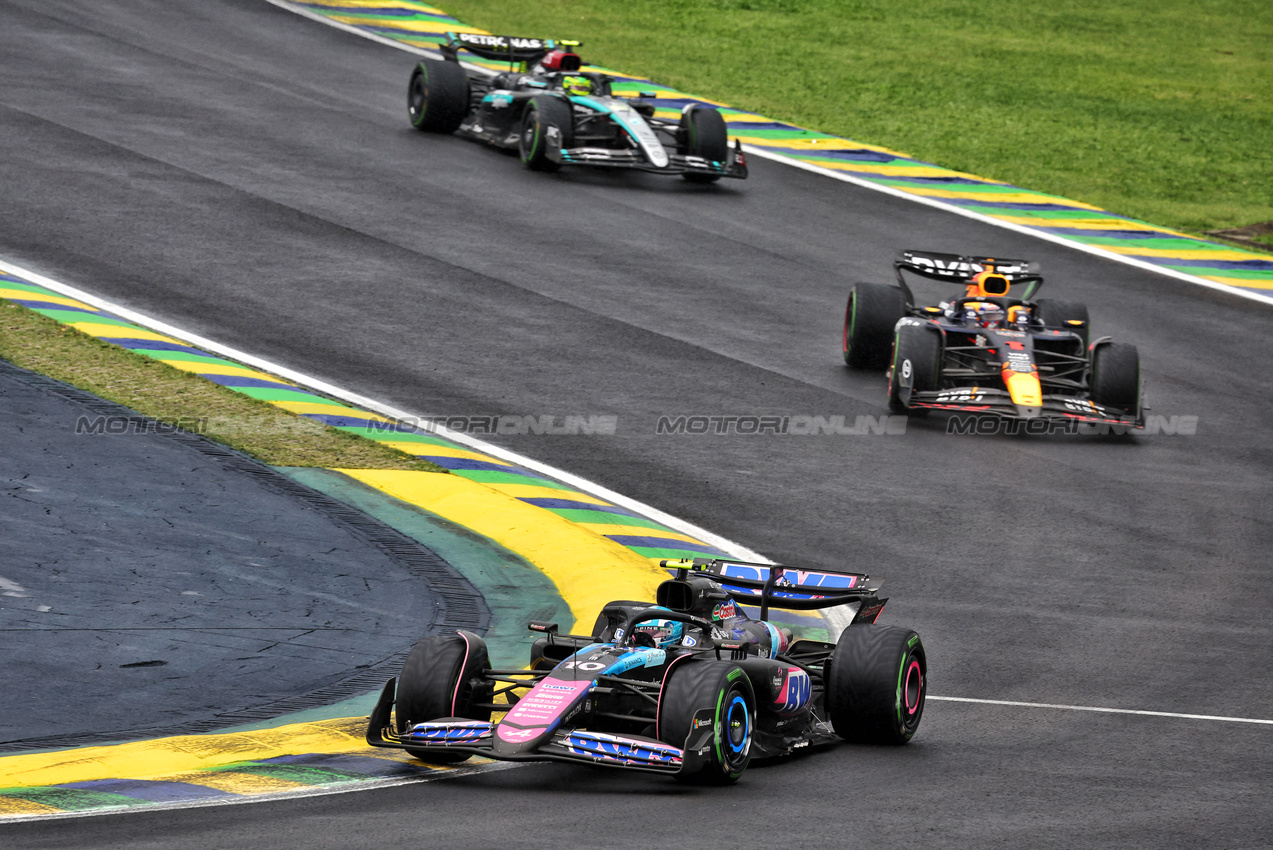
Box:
2 0 1271 846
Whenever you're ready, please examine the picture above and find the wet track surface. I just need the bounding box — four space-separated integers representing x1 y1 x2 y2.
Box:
2 0 1270 846
0 359 478 747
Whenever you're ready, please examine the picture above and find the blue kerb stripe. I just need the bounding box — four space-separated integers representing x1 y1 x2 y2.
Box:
6 299 104 316
302 413 406 428
1042 228 1183 239
518 497 637 516
203 375 298 390
943 200 1105 212
61 778 227 803
421 456 532 474
1149 258 1273 271
294 4 456 20
605 535 726 555
96 339 215 355
257 753 427 776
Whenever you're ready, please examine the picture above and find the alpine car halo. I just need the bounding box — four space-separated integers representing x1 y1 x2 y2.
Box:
406 32 747 182
843 250 1145 429
366 558 926 784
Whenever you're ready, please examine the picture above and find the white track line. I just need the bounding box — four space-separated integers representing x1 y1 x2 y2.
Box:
263 0 1273 309
741 147 1273 308
1 260 768 563
928 695 1273 726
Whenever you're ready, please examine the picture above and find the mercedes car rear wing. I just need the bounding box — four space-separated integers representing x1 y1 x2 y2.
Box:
440 32 579 68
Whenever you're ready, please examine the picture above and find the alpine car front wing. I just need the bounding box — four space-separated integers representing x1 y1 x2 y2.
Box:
365 678 716 776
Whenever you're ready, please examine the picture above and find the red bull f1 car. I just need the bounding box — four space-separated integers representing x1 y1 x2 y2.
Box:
842 250 1145 430
406 33 747 182
366 558 926 783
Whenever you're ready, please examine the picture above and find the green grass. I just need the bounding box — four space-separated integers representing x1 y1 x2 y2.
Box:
0 301 446 471
437 0 1272 235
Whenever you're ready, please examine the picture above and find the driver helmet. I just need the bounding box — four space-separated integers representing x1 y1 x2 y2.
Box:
632 616 684 649
977 305 1006 328
561 75 593 97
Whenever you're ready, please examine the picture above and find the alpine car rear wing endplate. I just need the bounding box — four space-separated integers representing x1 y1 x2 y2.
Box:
660 558 886 620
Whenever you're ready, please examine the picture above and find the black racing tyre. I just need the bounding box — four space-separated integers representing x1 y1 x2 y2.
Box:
679 106 729 183
396 633 492 762
844 283 908 370
657 660 755 784
1035 299 1090 349
1090 342 1141 414
407 59 469 133
887 323 941 413
519 97 574 172
824 624 926 745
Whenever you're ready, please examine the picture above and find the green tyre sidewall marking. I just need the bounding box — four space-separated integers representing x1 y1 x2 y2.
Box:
845 292 858 364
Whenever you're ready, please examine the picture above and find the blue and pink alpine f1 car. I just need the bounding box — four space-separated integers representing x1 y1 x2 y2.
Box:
366 558 927 783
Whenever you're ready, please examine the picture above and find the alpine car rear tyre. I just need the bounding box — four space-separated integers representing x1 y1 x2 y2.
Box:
396 633 492 762
407 59 469 133
844 283 908 369
1090 342 1141 415
519 97 573 172
679 106 729 183
887 323 941 413
1035 299 1090 349
825 624 926 745
658 660 755 784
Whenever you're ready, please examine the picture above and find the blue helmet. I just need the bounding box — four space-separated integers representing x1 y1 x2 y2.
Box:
632 612 684 649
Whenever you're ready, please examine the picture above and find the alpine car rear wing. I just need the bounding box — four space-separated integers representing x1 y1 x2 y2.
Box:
894 249 1044 303
660 558 887 623
440 32 579 68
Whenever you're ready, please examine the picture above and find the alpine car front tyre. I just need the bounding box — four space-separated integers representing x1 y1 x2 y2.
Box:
396 632 492 763
407 59 469 133
658 660 755 784
679 106 729 183
519 97 573 172
1090 342 1141 415
825 624 926 745
845 283 908 369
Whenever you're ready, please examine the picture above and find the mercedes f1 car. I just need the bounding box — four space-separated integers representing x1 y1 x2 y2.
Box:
842 250 1145 429
406 33 747 182
366 558 926 783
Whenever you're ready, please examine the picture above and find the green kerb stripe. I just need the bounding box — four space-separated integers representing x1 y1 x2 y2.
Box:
0 787 151 811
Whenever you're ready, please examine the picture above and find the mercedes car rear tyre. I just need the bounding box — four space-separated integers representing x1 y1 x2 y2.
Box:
407 59 469 133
